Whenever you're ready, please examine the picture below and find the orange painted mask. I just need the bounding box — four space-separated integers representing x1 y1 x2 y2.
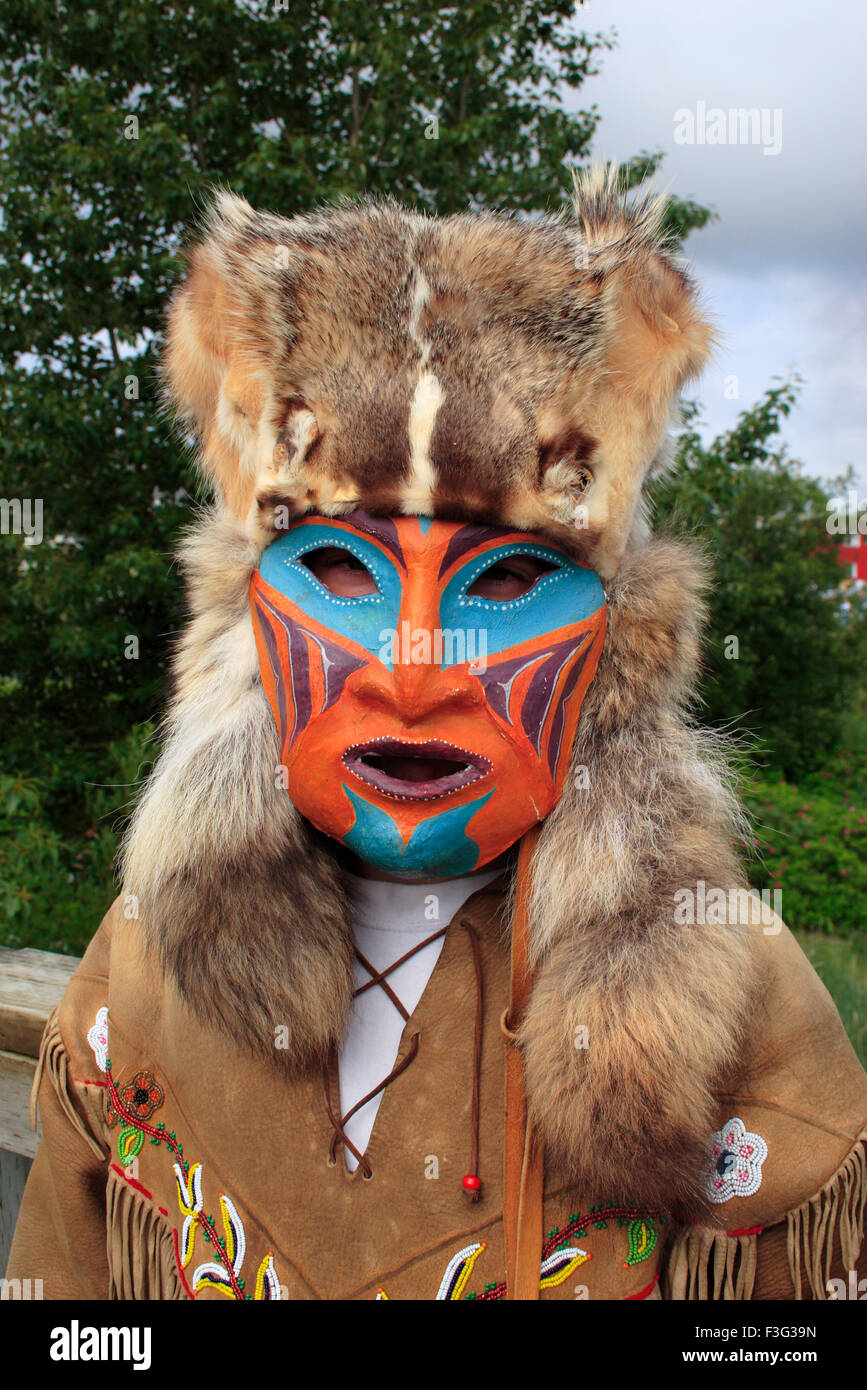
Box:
250 513 606 879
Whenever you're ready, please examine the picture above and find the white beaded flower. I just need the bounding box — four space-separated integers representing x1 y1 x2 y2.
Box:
86 1005 109 1073
703 1117 768 1203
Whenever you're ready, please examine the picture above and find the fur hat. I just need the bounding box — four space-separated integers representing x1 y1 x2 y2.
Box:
122 168 755 1214
164 164 713 580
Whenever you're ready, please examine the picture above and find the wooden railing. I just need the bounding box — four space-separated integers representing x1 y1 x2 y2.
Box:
0 946 80 1273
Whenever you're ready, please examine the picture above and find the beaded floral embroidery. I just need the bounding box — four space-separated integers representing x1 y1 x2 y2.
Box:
91 1008 281 1302
175 1161 205 1269
117 1126 144 1166
86 1006 109 1073
539 1246 589 1289
173 1161 280 1300
436 1242 487 1300
372 1217 616 1301
703 1117 768 1204
466 1205 662 1301
377 1239 587 1302
117 1070 164 1122
376 1204 663 1300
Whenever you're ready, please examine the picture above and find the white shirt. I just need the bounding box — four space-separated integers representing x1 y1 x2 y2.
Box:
338 870 500 1170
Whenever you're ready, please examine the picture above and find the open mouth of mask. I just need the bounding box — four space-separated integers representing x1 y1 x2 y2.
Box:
343 737 493 800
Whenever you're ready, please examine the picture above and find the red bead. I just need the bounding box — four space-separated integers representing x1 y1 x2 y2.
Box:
462 1174 481 1192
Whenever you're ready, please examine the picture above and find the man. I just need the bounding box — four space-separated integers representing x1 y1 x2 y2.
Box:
7 167 866 1300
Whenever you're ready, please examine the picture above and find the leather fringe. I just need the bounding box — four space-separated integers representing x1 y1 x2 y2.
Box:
786 1130 867 1300
663 1226 758 1300
29 1004 106 1161
107 1167 186 1300
665 1130 867 1300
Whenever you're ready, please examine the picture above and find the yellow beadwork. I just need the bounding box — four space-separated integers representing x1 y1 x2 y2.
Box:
254 1253 279 1301
539 1249 589 1289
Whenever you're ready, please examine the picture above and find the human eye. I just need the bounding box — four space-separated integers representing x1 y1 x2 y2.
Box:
465 553 557 602
298 545 379 597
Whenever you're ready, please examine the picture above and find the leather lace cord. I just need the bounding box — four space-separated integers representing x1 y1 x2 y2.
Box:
460 917 485 1202
323 925 448 1178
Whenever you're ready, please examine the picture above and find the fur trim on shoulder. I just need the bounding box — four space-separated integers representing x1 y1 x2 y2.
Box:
120 506 353 1070
519 537 759 1215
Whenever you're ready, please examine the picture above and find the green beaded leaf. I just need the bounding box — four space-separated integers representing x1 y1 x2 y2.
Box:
117 1125 144 1165
626 1217 658 1266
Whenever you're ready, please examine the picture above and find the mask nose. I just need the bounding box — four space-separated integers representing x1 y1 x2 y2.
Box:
352 649 487 723
354 562 489 720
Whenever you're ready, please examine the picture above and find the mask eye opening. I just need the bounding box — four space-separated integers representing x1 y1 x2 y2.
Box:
297 544 379 597
465 552 559 602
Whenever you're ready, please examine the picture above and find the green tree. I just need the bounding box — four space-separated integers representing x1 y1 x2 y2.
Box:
0 0 709 835
651 381 866 777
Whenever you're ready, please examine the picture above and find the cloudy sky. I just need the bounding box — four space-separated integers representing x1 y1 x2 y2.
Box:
567 0 866 498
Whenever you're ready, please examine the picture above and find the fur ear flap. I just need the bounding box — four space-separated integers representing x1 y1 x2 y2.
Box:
120 506 354 1068
606 252 714 407
591 535 709 730
162 192 285 518
520 536 757 1214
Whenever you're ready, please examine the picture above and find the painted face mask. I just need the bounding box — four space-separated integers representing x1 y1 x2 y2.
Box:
250 513 606 879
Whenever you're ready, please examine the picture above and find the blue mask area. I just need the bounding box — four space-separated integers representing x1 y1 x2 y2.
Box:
342 786 494 879
438 542 604 656
258 523 400 658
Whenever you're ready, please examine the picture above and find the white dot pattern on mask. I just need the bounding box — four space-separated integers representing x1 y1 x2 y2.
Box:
285 540 385 605
342 736 493 803
456 545 566 611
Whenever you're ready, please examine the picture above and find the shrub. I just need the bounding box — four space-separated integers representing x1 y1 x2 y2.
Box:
0 723 157 954
741 745 866 938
